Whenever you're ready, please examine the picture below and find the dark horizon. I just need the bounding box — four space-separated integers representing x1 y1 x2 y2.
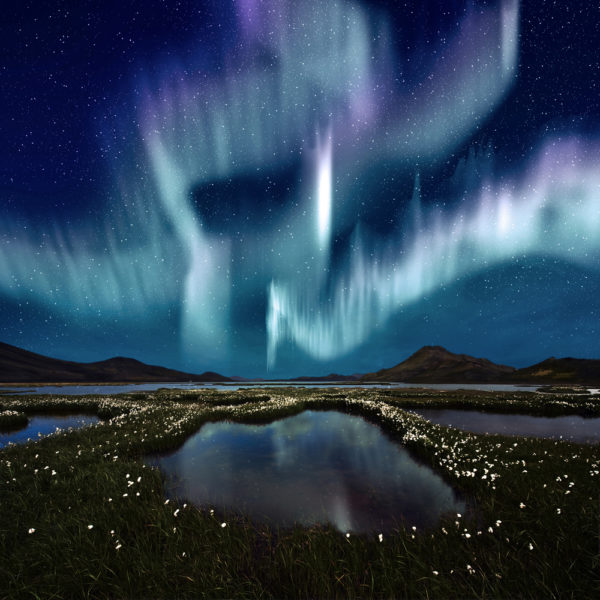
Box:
2 339 600 384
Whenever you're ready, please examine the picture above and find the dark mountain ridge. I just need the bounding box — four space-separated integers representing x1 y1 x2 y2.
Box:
361 345 517 383
510 356 600 385
0 342 230 383
289 373 362 382
360 346 600 384
2 341 599 385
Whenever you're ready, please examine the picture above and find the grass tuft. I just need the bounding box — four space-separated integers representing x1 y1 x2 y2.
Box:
0 387 598 598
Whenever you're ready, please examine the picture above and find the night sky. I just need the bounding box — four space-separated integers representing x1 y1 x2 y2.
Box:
1 0 599 378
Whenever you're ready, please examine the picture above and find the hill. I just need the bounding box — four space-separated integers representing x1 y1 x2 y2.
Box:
512 357 600 385
289 373 362 382
0 342 230 383
362 346 516 383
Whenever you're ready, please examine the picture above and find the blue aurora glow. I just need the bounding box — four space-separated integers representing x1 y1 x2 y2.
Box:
268 136 600 364
1 0 599 376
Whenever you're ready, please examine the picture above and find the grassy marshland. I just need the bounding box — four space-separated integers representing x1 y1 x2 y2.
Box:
0 388 598 599
0 410 28 431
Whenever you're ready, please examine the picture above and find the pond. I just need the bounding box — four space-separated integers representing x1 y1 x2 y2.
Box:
148 410 466 533
412 409 600 444
0 414 100 448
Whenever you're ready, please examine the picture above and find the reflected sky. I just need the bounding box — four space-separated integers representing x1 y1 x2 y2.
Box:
0 414 100 448
413 409 600 444
2 381 542 395
149 410 465 532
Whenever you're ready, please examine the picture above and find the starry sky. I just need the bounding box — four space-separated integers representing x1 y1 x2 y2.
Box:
1 0 599 378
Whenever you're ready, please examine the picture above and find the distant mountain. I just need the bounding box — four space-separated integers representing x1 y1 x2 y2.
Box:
362 346 516 383
512 357 600 384
4 340 600 386
0 342 230 383
289 373 363 382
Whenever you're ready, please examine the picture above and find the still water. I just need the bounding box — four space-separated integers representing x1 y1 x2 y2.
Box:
148 410 465 533
0 383 206 396
0 414 100 448
1 381 541 395
413 409 600 444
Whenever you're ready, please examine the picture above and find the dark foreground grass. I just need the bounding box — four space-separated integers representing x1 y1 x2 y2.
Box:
0 389 598 599
0 410 28 431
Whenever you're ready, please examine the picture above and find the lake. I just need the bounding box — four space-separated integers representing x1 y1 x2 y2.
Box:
0 414 100 448
148 410 466 533
412 409 600 444
0 381 542 395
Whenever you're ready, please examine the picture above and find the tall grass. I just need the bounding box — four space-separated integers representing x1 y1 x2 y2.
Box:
0 410 28 431
0 388 598 598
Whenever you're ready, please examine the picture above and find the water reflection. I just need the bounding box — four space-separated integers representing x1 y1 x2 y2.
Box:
0 414 100 448
413 409 600 444
1 382 542 395
149 410 465 533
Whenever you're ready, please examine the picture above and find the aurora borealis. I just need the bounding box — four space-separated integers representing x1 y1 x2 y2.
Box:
1 0 599 377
